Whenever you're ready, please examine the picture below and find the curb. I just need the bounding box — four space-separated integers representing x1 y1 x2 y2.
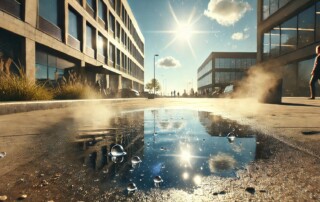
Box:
0 98 144 115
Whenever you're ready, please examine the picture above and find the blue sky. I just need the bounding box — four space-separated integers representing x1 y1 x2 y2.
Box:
128 0 257 95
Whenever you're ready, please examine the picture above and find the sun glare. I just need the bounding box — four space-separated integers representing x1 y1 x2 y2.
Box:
176 23 193 40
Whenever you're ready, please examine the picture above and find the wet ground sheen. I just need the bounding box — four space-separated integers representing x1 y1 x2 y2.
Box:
0 108 319 201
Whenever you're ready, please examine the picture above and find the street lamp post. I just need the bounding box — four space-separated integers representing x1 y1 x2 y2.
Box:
154 54 159 98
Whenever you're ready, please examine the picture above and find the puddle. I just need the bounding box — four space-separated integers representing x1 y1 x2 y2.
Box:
73 109 260 192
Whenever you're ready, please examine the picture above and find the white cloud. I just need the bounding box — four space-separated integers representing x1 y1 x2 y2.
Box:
204 0 251 26
157 56 181 68
231 32 249 40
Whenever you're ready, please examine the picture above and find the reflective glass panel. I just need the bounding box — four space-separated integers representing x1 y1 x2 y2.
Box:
68 9 80 39
86 24 94 49
39 0 58 25
298 5 315 48
263 0 270 20
280 16 297 54
270 27 280 58
263 32 270 60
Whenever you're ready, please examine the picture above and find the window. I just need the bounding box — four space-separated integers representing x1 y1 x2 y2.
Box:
116 21 120 39
98 0 106 21
116 0 121 15
316 2 320 41
270 26 280 58
109 13 115 32
39 0 58 25
68 9 81 40
279 0 290 8
263 32 270 60
86 24 94 49
263 0 270 20
269 0 278 15
280 16 297 54
298 5 315 48
87 0 94 8
109 0 115 9
109 43 115 63
298 59 314 89
116 49 120 66
97 34 105 56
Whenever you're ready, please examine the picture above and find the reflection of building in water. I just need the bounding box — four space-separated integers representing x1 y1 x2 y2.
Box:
74 111 144 178
198 111 275 160
198 111 254 138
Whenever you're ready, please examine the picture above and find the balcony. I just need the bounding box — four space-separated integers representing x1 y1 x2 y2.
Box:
38 16 62 41
0 0 22 19
86 4 95 18
85 47 95 58
67 34 81 50
97 53 106 64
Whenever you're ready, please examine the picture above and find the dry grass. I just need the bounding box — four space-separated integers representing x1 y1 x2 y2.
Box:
53 71 101 100
0 70 53 101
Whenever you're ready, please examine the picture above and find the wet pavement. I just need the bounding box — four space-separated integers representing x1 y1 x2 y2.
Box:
0 98 320 201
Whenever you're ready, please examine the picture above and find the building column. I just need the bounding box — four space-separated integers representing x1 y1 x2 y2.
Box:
118 75 122 90
24 0 37 27
24 38 36 82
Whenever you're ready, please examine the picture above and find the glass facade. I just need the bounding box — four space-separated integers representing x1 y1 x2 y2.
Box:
280 16 297 54
109 13 115 32
98 0 106 21
198 73 212 87
316 2 320 41
270 26 280 57
35 49 76 82
39 0 58 25
298 5 315 48
109 43 115 63
263 3 320 59
86 0 94 8
86 24 94 49
68 9 80 40
197 61 212 79
97 34 105 56
263 0 291 20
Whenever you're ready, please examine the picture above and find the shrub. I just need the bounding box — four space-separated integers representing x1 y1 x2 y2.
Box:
53 71 101 100
0 70 53 101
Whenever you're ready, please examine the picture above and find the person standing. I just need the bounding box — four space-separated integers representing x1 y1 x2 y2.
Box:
309 45 320 99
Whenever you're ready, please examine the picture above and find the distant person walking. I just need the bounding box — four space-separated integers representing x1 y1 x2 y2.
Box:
309 45 320 99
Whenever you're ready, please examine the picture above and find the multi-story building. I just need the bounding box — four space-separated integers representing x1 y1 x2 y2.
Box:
257 0 319 96
0 0 144 92
197 52 256 95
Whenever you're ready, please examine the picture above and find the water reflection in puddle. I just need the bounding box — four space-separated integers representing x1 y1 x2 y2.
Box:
75 109 257 192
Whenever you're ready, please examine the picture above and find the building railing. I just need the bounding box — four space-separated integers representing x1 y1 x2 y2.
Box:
38 16 62 41
85 46 95 58
67 34 81 50
0 0 22 19
97 53 106 63
86 3 95 18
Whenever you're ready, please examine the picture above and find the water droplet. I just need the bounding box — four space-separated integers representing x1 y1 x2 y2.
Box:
227 132 236 143
0 152 7 159
153 176 163 184
127 183 138 193
108 144 127 157
111 156 124 163
131 156 142 164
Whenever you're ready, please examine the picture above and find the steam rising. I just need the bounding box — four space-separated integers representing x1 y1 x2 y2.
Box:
234 63 282 102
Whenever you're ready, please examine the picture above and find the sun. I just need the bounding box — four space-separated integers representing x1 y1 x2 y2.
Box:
176 23 193 40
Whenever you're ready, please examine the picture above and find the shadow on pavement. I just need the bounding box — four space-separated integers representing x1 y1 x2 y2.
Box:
301 131 320 135
280 102 320 108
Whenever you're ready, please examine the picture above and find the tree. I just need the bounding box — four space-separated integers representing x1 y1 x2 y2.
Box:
145 78 161 93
